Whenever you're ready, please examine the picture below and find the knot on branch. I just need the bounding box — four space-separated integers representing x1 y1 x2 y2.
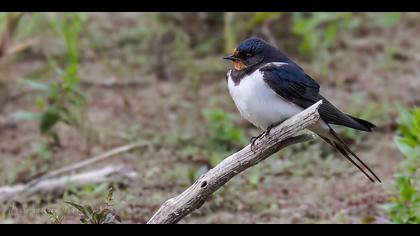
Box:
200 181 208 188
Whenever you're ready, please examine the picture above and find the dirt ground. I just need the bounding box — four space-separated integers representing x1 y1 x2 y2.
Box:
0 13 419 224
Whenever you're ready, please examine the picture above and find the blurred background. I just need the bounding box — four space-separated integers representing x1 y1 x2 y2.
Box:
0 12 419 224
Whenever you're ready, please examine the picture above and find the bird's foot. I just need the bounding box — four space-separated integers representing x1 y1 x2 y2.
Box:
250 123 281 152
250 132 264 152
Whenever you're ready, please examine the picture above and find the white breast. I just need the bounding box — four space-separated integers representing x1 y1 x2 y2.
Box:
227 69 303 130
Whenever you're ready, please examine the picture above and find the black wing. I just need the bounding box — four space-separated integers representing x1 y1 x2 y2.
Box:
261 63 374 131
260 63 320 107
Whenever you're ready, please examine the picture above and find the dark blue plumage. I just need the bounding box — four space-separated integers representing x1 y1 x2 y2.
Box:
261 63 375 132
224 37 380 183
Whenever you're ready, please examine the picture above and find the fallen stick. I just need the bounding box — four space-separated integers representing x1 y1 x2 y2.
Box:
5 38 38 56
0 165 137 202
25 142 146 189
147 100 322 224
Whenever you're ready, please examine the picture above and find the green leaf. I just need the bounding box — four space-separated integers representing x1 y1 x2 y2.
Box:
85 205 94 216
299 34 316 56
19 79 51 93
10 111 41 121
40 108 61 134
291 18 309 34
396 176 417 202
16 13 42 41
65 201 87 215
323 24 337 48
35 96 45 110
45 53 64 77
46 84 61 101
395 136 417 159
33 141 52 160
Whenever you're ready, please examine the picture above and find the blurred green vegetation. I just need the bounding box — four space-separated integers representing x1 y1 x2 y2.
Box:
203 107 247 151
11 13 88 159
46 186 119 224
203 107 247 166
0 12 408 82
384 107 420 224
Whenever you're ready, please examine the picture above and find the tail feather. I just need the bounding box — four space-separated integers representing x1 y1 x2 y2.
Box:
346 114 376 132
318 96 376 132
320 127 381 183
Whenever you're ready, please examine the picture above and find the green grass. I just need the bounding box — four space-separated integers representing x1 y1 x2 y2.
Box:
11 13 88 159
383 107 420 224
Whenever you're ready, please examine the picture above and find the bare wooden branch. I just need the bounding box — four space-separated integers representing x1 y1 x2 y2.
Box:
147 100 322 224
0 165 137 202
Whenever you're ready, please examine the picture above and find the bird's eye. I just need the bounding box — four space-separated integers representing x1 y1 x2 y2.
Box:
245 53 253 57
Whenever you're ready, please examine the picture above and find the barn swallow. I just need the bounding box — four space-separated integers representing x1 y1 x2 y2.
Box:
224 37 381 183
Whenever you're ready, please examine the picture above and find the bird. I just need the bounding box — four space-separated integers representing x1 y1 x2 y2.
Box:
223 37 381 183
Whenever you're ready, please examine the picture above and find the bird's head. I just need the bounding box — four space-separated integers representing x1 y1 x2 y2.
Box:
224 37 297 71
223 37 269 71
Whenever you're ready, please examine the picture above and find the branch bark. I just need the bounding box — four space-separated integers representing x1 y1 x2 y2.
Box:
147 100 322 224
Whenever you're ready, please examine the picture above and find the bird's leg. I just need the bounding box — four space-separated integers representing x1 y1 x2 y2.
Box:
250 122 284 152
265 120 285 136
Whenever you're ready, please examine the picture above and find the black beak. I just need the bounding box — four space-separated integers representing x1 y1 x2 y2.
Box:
223 55 239 61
